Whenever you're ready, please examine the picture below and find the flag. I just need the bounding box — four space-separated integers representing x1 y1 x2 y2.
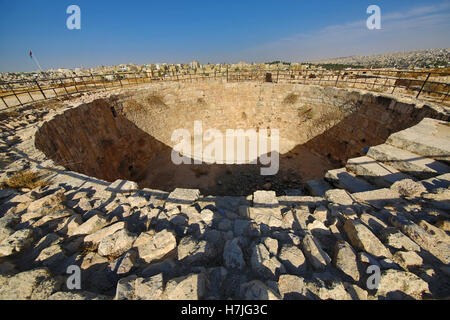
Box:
29 50 32 58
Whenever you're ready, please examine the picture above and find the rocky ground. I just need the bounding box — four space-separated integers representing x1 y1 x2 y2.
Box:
0 97 449 300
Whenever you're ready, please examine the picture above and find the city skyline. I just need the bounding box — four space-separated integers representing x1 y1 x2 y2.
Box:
1 0 450 72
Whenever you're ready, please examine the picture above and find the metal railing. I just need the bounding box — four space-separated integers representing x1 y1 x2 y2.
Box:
1 67 449 110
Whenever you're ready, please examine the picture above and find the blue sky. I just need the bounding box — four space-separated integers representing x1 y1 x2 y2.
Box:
0 0 449 72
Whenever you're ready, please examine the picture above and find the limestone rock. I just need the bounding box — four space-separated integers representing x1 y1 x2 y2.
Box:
115 273 164 300
27 189 65 212
343 219 392 259
253 190 279 207
390 179 426 197
301 234 331 270
393 251 423 270
261 237 278 256
333 240 360 281
248 207 283 228
324 189 353 206
109 250 137 275
72 214 108 236
240 280 281 300
35 244 67 270
137 229 177 263
0 229 34 257
165 273 206 300
177 236 217 264
135 273 164 300
98 229 136 258
250 243 285 280
223 238 245 270
376 269 429 299
0 268 60 300
107 179 138 195
312 205 328 223
278 274 309 300
166 188 200 210
278 244 306 275
84 222 126 245
379 228 420 251
305 278 352 300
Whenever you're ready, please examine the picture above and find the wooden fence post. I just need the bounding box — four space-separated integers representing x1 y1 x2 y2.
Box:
416 73 431 99
35 80 47 99
335 70 341 86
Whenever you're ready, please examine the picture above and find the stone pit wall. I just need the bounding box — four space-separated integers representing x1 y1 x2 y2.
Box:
34 81 449 188
116 81 449 162
35 99 167 183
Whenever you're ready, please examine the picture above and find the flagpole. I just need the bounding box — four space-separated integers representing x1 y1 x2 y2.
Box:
30 50 43 73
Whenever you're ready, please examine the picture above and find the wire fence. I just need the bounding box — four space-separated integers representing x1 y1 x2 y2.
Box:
1 67 449 111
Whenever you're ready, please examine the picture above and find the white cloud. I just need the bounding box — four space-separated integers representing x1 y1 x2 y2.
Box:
233 2 450 62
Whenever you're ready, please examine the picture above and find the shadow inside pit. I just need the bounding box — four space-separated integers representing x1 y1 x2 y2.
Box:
33 97 448 197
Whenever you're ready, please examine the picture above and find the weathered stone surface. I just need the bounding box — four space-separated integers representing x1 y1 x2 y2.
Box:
312 205 328 223
390 179 426 197
115 274 164 300
72 214 108 236
135 273 164 300
248 207 283 228
109 250 137 275
389 215 450 264
343 283 369 300
107 179 138 194
325 168 375 193
27 189 65 212
223 238 245 270
278 274 309 300
35 244 67 270
436 220 450 232
343 219 392 259
262 237 278 256
376 269 429 299
0 229 34 257
200 208 214 226
324 189 353 206
353 188 403 209
359 213 388 235
333 240 360 281
418 220 450 242
304 278 352 300
278 244 306 275
379 228 420 251
177 236 217 264
137 230 177 263
115 275 137 300
305 179 331 197
386 118 450 162
346 156 412 188
240 280 281 300
166 188 200 210
165 273 206 300
367 143 450 180
301 234 331 270
0 268 60 300
253 190 279 207
250 243 285 280
126 194 148 208
84 222 126 245
98 229 136 258
393 251 423 270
